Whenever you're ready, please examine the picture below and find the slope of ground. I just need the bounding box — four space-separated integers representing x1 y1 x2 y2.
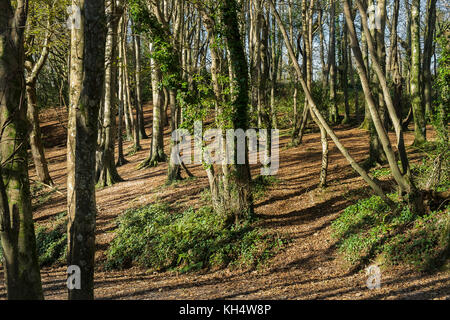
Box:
0 104 448 300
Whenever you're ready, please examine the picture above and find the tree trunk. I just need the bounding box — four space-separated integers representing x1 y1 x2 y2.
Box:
24 21 53 187
139 43 166 168
96 0 123 187
0 0 43 300
26 82 53 186
342 21 350 124
122 14 140 152
221 0 254 222
167 89 182 183
410 0 426 145
348 1 421 208
116 23 128 167
359 22 371 130
67 0 106 300
422 0 436 119
328 0 338 123
132 25 148 139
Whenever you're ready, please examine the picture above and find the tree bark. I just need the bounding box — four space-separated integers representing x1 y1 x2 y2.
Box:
422 0 436 119
221 0 254 222
132 27 148 139
139 42 166 168
26 83 53 186
67 0 106 300
328 0 338 123
96 0 123 187
25 20 53 186
0 0 43 300
410 0 426 145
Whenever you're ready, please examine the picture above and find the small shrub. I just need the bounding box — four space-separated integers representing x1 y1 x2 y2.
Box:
105 203 286 272
384 211 450 271
332 194 449 272
35 219 67 267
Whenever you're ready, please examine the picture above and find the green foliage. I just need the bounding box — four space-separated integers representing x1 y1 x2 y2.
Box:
178 72 215 132
129 0 181 90
271 84 303 130
383 211 450 271
0 211 67 267
105 203 286 272
371 167 391 178
432 29 450 143
310 82 331 113
271 81 331 131
35 213 67 267
332 195 449 272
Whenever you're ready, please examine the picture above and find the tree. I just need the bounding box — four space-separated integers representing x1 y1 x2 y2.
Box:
66 0 106 300
24 3 54 186
268 0 398 209
341 17 350 124
422 0 437 120
185 0 255 222
366 0 388 167
344 0 426 213
410 0 427 145
328 0 338 123
132 21 148 139
220 0 254 222
121 10 141 153
96 0 124 187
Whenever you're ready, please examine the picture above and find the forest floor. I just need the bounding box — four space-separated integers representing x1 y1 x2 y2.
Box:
0 104 449 300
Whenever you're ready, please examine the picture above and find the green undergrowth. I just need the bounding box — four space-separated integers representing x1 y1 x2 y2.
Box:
105 203 286 273
332 194 450 272
0 211 67 267
35 212 67 267
370 167 391 178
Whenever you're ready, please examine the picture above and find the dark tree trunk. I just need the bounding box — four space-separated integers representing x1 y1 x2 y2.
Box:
0 0 43 300
422 0 436 119
26 82 53 186
221 0 254 222
67 0 107 300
